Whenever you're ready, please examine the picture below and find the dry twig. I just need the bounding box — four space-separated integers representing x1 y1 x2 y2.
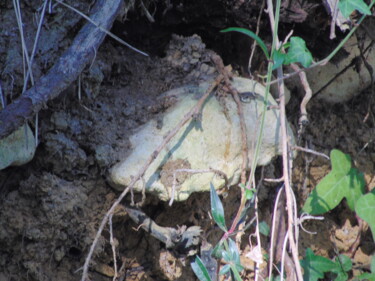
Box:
265 0 304 278
289 63 313 138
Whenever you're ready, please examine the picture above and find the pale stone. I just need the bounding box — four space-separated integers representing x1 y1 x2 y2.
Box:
109 77 295 201
289 32 375 103
0 124 36 170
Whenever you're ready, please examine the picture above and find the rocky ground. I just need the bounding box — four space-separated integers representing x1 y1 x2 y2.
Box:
0 0 374 280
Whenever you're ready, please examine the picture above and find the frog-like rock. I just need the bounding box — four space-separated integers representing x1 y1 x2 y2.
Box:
109 77 295 201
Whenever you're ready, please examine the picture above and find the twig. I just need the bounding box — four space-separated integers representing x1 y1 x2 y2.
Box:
0 0 139 140
292 145 330 160
248 0 266 74
211 54 252 249
81 75 223 281
298 213 324 235
55 0 148 56
265 0 303 273
264 177 284 183
140 0 155 23
124 206 202 250
268 186 284 281
357 34 374 124
13 0 34 86
109 214 118 281
210 54 248 185
289 63 312 139
277 65 303 281
253 189 262 281
22 0 48 93
329 0 340 39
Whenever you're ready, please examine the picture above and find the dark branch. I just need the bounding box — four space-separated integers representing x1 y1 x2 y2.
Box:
0 0 123 139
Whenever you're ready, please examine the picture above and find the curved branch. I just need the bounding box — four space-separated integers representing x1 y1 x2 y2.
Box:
0 0 123 139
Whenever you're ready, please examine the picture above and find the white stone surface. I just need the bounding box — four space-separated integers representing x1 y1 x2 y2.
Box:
110 77 295 201
0 124 36 170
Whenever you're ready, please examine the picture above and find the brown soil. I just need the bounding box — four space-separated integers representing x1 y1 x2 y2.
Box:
0 0 374 280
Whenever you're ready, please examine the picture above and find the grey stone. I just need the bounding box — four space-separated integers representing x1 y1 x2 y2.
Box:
0 124 36 170
109 77 295 201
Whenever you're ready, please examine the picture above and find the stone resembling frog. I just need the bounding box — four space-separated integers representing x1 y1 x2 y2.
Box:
109 77 295 201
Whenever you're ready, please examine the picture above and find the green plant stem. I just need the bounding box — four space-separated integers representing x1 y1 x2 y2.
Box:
224 0 280 239
230 264 243 281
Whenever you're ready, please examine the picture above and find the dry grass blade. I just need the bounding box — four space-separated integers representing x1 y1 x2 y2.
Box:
55 0 148 57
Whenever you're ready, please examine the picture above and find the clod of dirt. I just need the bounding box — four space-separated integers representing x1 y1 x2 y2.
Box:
0 124 35 170
109 77 295 201
0 172 93 280
42 132 88 175
165 34 217 83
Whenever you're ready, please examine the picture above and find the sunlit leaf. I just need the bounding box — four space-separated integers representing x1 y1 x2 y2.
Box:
191 255 213 281
355 190 375 241
284 37 313 68
302 149 364 214
339 0 371 18
300 248 336 281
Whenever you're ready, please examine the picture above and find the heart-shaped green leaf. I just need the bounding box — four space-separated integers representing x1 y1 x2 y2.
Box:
355 190 375 241
339 0 371 18
302 149 364 215
284 37 313 68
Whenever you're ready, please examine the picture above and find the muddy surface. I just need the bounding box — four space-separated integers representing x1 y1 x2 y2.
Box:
1 0 375 280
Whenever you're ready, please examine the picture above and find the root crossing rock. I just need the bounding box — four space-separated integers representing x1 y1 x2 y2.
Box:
109 77 295 201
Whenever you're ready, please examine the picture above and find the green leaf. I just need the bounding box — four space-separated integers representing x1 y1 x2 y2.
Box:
371 255 375 273
284 37 313 68
331 254 352 281
357 273 375 281
300 248 336 281
302 149 364 215
219 264 231 275
355 190 375 241
259 221 270 236
220 27 270 59
239 183 256 200
334 255 352 273
272 49 286 70
230 263 244 281
191 256 213 281
212 241 224 259
345 168 365 210
228 238 242 266
210 183 227 232
338 0 371 18
334 272 348 281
